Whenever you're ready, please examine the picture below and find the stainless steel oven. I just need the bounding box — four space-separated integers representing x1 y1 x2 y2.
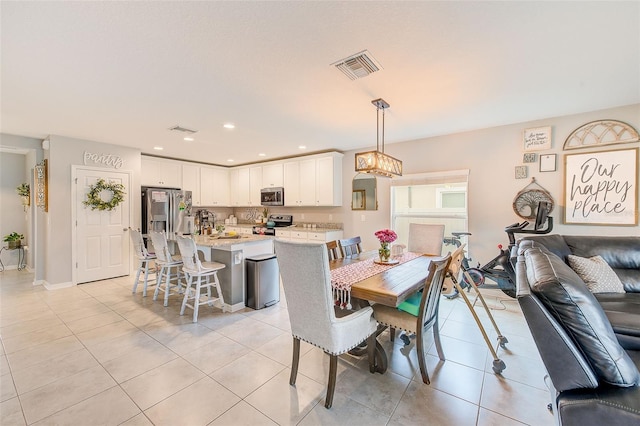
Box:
260 187 284 206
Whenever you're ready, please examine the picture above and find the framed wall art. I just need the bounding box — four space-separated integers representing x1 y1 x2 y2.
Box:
34 159 48 212
564 148 638 225
539 154 557 172
524 126 552 152
515 165 528 179
523 153 537 163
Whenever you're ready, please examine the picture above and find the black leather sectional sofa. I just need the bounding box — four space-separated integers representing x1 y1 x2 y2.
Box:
514 234 640 426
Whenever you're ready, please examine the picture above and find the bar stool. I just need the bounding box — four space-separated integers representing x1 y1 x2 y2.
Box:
176 236 226 322
129 228 157 297
149 231 184 306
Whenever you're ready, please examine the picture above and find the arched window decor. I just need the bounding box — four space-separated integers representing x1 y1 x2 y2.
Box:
563 120 639 150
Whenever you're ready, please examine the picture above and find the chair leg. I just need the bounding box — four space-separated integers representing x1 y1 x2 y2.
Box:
433 316 445 361
416 326 430 385
367 333 376 373
153 266 165 301
180 275 193 316
142 260 151 296
164 265 174 307
193 276 201 322
325 354 338 409
290 337 300 386
389 327 396 342
132 260 143 294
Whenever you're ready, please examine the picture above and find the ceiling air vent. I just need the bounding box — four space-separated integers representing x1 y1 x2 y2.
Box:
331 50 382 80
168 125 198 134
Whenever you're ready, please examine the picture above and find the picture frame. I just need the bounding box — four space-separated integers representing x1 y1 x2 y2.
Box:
523 153 537 163
539 154 557 172
515 165 528 179
34 159 48 212
524 126 552 152
564 148 638 225
352 189 366 210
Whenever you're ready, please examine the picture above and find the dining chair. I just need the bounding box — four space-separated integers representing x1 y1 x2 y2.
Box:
407 223 445 256
129 228 157 297
338 236 362 258
325 240 340 261
149 231 184 307
372 253 452 384
176 235 226 322
274 240 377 409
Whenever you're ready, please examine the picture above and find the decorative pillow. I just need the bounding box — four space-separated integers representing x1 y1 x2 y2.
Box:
568 255 625 294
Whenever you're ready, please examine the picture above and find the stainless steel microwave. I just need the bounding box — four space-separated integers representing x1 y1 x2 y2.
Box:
260 187 284 206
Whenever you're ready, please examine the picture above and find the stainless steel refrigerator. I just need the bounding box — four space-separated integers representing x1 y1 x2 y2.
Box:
141 187 193 244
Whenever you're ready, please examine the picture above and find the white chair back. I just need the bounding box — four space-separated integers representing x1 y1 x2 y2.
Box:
129 228 152 260
176 236 202 273
149 231 173 264
407 223 445 256
275 241 345 352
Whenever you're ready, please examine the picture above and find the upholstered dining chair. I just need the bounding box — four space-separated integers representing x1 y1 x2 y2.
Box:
149 231 184 307
338 236 362 258
407 223 445 256
325 240 340 261
372 253 452 384
176 236 226 322
129 228 157 297
274 240 377 409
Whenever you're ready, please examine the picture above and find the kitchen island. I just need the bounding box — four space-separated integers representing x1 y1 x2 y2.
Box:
193 234 274 312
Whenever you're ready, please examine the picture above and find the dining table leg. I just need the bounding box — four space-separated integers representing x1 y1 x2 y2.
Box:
348 324 388 374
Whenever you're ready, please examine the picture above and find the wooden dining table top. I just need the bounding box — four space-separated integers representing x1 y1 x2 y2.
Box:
329 251 437 307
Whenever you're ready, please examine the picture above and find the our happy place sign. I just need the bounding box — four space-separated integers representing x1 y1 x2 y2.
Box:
564 148 638 225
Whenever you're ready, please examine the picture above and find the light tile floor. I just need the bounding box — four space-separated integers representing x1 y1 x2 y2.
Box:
0 270 554 425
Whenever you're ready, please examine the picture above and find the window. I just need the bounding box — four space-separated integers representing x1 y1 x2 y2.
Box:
391 170 469 254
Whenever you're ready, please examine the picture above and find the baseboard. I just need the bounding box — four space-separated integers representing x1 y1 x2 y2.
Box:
33 279 45 286
43 281 75 290
226 302 246 312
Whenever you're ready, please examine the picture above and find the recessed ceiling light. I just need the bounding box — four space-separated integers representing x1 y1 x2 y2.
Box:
227 159 234 162
299 145 307 149
223 123 235 129
184 137 194 141
258 153 266 157
153 146 164 150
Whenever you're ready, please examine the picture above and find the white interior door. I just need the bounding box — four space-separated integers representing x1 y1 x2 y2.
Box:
76 169 130 284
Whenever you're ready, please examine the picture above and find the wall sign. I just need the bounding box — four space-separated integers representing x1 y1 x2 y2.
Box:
524 126 552 152
83 151 124 169
34 159 48 212
564 148 638 225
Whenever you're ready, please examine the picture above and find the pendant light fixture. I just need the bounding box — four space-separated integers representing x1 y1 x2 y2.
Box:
354 98 402 177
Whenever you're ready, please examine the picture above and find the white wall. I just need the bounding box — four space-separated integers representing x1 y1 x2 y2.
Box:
45 135 141 286
342 104 640 262
0 152 28 268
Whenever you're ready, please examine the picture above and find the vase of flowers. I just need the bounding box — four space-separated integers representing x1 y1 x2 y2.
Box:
374 229 397 263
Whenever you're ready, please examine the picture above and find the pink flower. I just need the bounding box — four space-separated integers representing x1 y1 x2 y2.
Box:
374 229 397 244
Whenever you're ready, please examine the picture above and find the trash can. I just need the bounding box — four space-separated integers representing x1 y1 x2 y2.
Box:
245 253 280 309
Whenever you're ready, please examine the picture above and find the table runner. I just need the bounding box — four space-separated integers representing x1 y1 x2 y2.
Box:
331 252 422 309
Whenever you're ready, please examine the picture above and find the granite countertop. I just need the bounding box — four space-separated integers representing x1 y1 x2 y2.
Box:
193 234 272 248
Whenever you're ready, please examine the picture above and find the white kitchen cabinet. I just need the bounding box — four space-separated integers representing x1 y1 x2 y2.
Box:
141 156 181 188
200 166 229 206
283 161 301 206
181 163 200 205
230 166 262 206
261 163 283 188
283 153 343 206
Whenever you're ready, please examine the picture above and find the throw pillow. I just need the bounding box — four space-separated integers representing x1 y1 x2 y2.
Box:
568 255 625 294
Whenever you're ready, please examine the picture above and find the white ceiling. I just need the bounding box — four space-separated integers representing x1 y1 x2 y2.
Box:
2 1 639 166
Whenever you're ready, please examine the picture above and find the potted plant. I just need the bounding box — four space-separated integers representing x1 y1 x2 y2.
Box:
16 183 29 206
4 232 24 249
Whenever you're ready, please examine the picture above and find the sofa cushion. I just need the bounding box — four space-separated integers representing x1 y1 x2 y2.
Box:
568 255 625 294
524 247 640 387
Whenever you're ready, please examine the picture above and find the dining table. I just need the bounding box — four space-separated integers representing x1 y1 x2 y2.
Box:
328 250 439 373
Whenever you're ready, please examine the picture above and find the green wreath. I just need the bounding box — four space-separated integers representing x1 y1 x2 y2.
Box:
83 179 125 211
